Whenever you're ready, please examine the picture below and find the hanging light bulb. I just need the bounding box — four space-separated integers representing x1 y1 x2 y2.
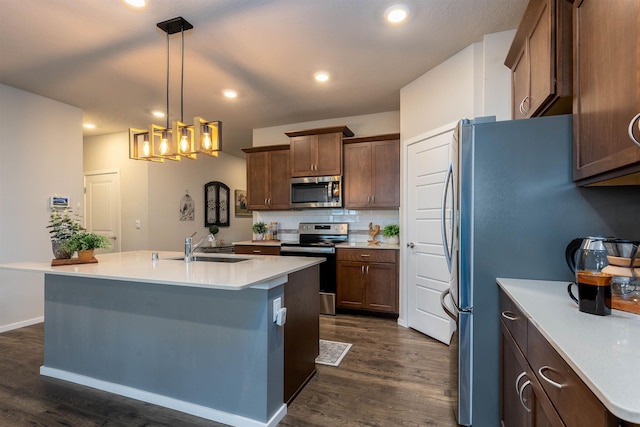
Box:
202 125 212 149
160 130 169 155
129 128 164 162
194 117 222 157
142 134 150 157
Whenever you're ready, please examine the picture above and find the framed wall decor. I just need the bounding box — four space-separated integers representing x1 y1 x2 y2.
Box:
235 189 252 216
204 181 230 227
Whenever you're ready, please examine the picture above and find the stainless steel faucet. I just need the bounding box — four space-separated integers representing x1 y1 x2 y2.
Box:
184 233 214 262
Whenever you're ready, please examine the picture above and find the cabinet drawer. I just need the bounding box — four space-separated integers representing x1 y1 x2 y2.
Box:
337 248 397 263
527 323 610 427
499 290 528 355
234 245 280 255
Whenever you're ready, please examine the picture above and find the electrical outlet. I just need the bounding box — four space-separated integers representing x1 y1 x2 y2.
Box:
273 297 282 323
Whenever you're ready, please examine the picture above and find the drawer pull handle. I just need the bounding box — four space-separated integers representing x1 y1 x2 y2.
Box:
360 254 370 257
501 311 517 321
515 371 527 395
518 380 532 413
253 250 261 253
538 366 564 389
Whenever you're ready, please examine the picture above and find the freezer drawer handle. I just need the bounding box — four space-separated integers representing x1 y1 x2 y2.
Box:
501 311 518 321
518 380 532 413
439 288 457 321
538 366 564 389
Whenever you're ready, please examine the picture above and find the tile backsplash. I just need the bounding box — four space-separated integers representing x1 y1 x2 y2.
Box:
255 209 400 243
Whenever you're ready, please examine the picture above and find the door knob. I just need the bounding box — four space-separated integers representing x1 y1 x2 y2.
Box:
407 242 415 248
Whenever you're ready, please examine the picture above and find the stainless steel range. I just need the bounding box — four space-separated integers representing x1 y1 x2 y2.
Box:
280 223 348 315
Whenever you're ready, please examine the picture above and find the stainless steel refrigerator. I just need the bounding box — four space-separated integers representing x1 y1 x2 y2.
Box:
439 114 640 426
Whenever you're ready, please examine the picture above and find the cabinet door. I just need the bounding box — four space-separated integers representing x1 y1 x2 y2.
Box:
246 151 270 210
315 133 342 176
365 262 397 313
512 45 530 119
268 149 291 209
528 0 552 116
336 261 366 309
290 135 315 177
344 142 372 208
371 139 400 208
501 325 532 427
573 0 640 182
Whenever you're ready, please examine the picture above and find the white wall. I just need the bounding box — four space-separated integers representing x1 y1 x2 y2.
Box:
0 84 84 332
400 30 515 140
84 133 251 251
147 152 252 250
84 132 149 251
253 111 400 147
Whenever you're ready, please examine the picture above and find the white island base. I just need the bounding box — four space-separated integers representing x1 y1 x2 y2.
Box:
40 274 288 427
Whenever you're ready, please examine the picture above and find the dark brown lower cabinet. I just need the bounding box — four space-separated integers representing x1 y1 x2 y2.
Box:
500 289 626 427
336 248 398 314
501 321 563 427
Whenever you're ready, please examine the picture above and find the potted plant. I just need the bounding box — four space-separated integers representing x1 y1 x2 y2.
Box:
47 207 84 259
64 231 110 262
382 224 400 245
252 222 267 241
208 225 219 246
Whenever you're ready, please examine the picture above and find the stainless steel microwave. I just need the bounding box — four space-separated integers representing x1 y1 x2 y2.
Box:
290 176 342 208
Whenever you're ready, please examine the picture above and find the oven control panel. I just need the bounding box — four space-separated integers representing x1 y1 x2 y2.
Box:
299 223 348 235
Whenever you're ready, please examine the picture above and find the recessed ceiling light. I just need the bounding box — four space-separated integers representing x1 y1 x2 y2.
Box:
152 111 165 118
223 89 238 99
123 0 145 8
83 123 96 129
313 71 330 82
385 4 409 24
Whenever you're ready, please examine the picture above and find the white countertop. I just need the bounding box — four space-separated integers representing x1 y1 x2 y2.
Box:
497 278 640 423
0 251 324 291
232 240 400 250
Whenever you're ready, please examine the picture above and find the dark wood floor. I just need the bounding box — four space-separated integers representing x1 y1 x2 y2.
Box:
0 315 457 426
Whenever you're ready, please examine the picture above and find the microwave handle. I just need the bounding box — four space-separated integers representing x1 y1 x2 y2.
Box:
328 182 332 201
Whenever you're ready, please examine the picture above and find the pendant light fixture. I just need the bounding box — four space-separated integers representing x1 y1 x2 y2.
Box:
129 17 222 161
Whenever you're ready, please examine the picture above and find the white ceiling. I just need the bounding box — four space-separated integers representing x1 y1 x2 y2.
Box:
0 0 526 156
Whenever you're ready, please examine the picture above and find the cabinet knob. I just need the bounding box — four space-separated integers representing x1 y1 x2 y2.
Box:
407 242 415 248
629 113 640 147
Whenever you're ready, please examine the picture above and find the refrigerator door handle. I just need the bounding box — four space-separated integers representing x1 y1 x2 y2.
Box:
440 287 457 321
441 162 454 272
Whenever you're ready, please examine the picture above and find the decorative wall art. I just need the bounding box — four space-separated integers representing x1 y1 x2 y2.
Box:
235 189 251 217
180 191 194 221
204 181 230 227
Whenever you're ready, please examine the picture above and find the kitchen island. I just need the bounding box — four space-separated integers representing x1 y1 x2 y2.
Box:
0 251 323 427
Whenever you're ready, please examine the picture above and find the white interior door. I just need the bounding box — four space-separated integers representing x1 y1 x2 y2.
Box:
84 170 121 253
405 124 456 345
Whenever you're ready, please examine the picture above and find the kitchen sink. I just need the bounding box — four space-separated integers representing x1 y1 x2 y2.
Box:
169 256 250 263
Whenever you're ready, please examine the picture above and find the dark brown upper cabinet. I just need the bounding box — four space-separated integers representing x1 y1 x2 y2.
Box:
505 0 572 119
286 126 354 177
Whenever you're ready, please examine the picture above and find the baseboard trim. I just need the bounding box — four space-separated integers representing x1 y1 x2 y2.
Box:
40 366 287 427
0 316 43 333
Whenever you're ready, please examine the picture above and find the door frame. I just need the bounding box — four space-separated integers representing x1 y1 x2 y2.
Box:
83 169 122 253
